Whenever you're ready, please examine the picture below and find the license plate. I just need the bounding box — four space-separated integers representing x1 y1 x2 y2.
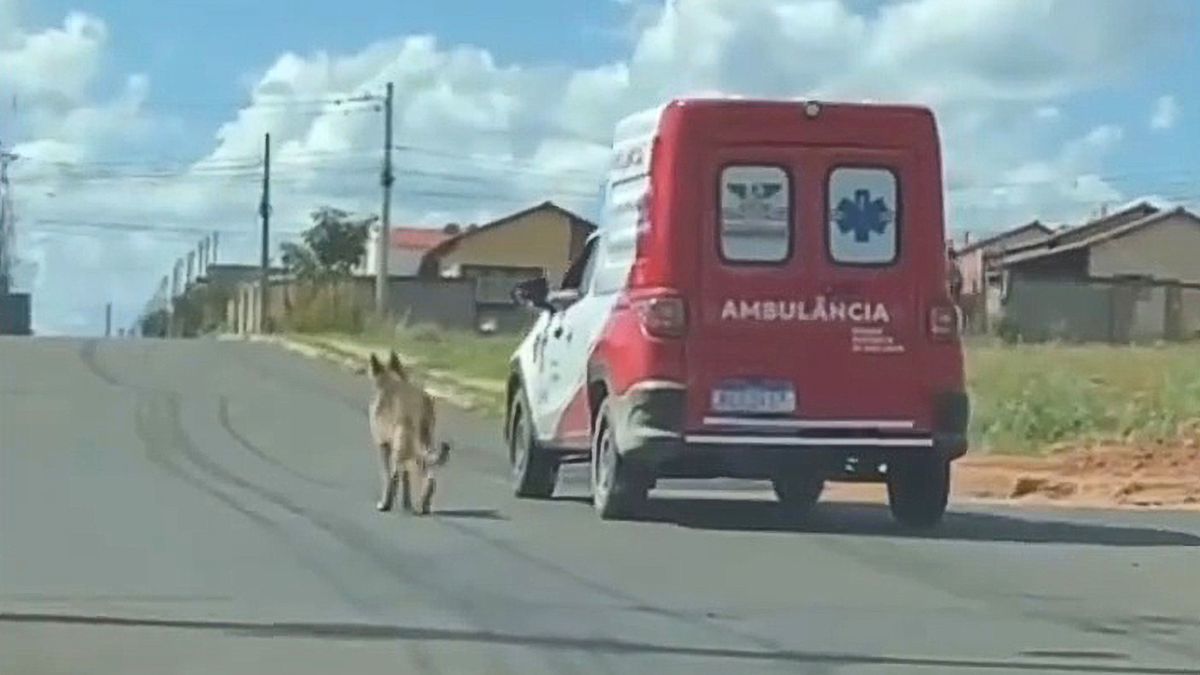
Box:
711 380 796 414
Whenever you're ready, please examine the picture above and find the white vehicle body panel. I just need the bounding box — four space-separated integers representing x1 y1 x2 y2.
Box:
512 104 666 445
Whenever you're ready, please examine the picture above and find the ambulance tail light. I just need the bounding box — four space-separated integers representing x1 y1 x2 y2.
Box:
929 303 960 341
632 289 687 339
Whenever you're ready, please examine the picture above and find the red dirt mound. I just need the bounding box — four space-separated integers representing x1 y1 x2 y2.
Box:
822 443 1200 510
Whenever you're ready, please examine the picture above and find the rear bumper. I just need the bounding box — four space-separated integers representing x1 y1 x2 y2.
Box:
609 384 969 479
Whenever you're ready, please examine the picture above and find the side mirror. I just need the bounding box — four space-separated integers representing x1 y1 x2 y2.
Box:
512 277 552 312
546 288 582 312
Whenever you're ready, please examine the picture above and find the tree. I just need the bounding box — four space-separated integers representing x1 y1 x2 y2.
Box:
279 241 321 281
281 206 375 281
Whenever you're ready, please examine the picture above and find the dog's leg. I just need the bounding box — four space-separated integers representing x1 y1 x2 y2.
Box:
398 430 415 513
399 466 413 513
416 472 436 516
376 443 397 512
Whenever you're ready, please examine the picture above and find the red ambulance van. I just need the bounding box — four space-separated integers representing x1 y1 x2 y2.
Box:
508 98 968 527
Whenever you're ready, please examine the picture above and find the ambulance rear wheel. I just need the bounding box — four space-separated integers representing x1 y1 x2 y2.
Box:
887 458 950 529
592 399 650 520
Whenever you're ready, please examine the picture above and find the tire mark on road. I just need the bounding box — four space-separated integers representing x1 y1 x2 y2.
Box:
228 344 367 416
79 339 123 387
216 395 341 490
152 392 449 675
132 393 384 619
225 339 798 668
88 340 803 672
213 397 581 675
83 339 446 675
6 611 1200 674
818 535 1200 663
435 507 797 661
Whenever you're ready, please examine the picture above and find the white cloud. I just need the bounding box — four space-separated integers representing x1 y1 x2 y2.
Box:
1035 105 1062 121
954 123 1128 229
5 0 1197 334
1150 94 1180 130
0 10 107 104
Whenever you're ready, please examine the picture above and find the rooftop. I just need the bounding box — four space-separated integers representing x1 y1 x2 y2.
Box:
388 227 455 251
1002 206 1198 266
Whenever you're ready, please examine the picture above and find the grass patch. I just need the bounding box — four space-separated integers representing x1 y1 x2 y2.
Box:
968 343 1200 454
295 319 1200 454
343 322 521 384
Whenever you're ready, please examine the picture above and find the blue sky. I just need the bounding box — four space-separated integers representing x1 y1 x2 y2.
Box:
36 0 1190 197
22 0 631 159
2 0 1198 334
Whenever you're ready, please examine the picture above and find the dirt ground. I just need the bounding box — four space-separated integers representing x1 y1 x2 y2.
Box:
825 442 1200 510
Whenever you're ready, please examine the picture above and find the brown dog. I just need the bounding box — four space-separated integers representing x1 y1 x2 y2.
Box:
367 351 450 515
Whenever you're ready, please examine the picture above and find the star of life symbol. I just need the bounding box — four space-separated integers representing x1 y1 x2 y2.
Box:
834 189 893 242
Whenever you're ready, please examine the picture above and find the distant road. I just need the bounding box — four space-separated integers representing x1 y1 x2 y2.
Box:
2 337 1199 674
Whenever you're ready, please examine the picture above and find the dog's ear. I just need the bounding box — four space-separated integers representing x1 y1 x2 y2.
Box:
368 353 386 379
388 351 407 379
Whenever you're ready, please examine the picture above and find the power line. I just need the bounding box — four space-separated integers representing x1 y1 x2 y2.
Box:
17 147 380 171
399 186 599 202
393 144 605 177
27 147 1199 192
27 219 259 238
13 158 608 190
126 93 385 111
947 166 1200 194
37 97 384 117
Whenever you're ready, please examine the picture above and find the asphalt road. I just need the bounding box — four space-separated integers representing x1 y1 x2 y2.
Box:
2 337 1199 675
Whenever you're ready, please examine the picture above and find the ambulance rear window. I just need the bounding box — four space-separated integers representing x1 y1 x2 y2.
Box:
719 165 792 263
828 167 899 265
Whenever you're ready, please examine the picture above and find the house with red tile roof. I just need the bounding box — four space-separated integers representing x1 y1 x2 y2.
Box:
360 225 457 277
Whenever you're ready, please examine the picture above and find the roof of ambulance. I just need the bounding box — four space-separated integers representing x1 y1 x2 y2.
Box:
612 97 935 146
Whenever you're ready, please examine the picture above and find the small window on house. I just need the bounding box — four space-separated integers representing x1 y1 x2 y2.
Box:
720 165 792 263
828 167 898 265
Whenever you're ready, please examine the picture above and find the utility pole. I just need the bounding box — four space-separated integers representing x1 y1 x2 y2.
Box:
171 259 182 298
104 302 112 338
0 147 18 297
259 133 271 333
374 82 395 315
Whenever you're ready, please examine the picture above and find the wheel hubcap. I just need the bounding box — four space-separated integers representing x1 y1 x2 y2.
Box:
511 408 529 482
594 421 616 504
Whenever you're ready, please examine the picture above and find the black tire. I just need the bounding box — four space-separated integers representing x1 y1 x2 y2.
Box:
591 398 650 520
887 457 951 528
771 474 824 517
508 389 559 499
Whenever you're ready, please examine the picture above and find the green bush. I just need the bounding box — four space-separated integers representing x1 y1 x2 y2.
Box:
968 344 1200 453
281 282 365 334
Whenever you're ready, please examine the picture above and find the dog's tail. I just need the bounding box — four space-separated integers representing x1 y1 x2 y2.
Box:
419 393 450 468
